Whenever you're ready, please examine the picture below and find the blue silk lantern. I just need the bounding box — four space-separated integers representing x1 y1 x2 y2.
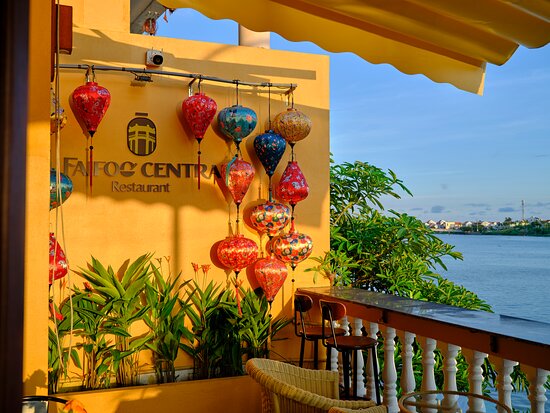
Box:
217 105 257 152
253 130 286 200
50 168 73 210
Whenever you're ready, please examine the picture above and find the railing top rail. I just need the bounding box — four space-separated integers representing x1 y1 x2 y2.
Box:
298 286 550 370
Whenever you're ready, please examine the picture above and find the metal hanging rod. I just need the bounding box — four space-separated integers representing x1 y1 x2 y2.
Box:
58 63 297 93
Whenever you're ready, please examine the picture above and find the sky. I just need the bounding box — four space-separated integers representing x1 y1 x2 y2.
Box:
156 8 550 223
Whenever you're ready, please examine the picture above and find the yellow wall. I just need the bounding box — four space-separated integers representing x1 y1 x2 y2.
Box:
23 0 53 397
30 0 331 403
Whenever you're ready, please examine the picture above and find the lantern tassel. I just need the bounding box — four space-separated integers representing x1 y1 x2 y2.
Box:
89 137 94 195
267 302 273 354
197 140 202 190
235 272 242 316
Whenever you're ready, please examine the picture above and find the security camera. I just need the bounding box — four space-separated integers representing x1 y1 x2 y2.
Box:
146 50 164 67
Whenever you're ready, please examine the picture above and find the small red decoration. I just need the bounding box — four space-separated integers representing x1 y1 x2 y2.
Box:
254 256 288 303
49 232 68 285
182 92 217 189
70 71 111 193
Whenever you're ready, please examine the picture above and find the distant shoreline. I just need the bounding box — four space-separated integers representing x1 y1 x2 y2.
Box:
433 229 550 237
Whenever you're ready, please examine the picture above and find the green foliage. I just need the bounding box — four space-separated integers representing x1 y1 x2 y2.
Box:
143 259 193 383
311 159 501 393
48 298 81 394
71 253 154 389
180 279 290 380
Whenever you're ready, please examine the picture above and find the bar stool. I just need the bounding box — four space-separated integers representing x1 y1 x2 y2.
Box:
294 293 347 369
320 299 381 404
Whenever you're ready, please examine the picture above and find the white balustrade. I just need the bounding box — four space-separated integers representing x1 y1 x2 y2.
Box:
365 321 379 403
493 356 517 412
463 349 488 412
381 326 398 413
397 331 416 396
352 317 366 398
524 365 549 413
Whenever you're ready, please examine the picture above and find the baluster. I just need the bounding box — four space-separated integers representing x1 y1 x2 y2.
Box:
439 342 460 410
493 357 517 413
417 336 437 391
381 326 398 413
352 317 366 398
523 365 549 413
462 349 487 412
365 322 379 403
339 315 350 391
397 331 416 395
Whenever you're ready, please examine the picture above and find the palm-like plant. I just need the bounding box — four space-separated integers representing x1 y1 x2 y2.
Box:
143 261 193 383
74 253 153 387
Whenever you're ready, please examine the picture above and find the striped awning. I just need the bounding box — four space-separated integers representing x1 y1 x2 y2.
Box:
157 0 550 95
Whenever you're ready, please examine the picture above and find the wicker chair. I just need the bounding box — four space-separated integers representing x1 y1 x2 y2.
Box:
328 407 387 413
245 358 384 413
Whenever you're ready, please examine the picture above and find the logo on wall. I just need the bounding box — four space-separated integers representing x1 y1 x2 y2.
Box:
127 115 157 156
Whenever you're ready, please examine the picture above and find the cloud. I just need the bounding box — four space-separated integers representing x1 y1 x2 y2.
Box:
464 203 490 207
410 207 423 211
440 184 448 190
431 205 445 213
499 207 516 212
533 202 550 207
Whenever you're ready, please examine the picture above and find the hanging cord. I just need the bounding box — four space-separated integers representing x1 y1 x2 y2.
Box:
85 66 96 195
197 77 203 190
235 80 240 105
52 0 74 385
267 83 275 202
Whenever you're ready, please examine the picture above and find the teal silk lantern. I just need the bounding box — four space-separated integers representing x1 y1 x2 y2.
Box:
217 105 257 152
50 168 73 210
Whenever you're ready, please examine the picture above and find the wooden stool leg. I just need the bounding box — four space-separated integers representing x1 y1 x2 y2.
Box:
299 336 305 367
342 350 350 399
313 339 319 369
353 349 358 399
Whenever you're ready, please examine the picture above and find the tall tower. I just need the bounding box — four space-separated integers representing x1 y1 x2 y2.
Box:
521 200 525 221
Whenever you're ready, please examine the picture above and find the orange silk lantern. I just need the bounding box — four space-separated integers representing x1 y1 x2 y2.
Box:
217 234 259 314
273 107 311 160
254 256 288 303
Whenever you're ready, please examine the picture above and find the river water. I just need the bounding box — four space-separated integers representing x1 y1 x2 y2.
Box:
436 233 550 323
436 234 550 412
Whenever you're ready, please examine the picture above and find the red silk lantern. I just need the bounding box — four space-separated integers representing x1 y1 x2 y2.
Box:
249 201 290 238
49 232 68 285
71 72 111 193
254 256 288 303
271 222 313 272
217 234 259 273
276 161 309 215
217 234 259 314
182 92 217 189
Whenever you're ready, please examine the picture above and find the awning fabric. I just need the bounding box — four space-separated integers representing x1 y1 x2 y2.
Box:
157 0 550 95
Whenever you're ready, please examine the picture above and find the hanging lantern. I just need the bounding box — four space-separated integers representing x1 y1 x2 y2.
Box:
70 70 111 193
50 168 73 210
217 234 259 314
142 17 157 35
271 223 313 272
182 91 217 189
217 105 257 152
49 232 68 285
220 157 255 215
249 201 290 238
50 87 67 134
254 256 288 303
253 130 286 199
273 107 311 159
276 161 309 215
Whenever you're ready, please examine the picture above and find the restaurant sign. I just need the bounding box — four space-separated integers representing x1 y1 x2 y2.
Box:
63 157 218 193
